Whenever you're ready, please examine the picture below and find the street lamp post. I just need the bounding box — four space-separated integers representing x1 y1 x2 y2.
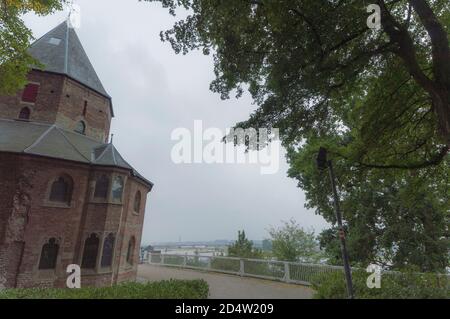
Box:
316 147 354 299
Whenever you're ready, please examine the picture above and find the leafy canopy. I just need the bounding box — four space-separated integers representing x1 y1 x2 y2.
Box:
228 230 262 258
0 0 65 94
146 0 450 169
268 219 322 263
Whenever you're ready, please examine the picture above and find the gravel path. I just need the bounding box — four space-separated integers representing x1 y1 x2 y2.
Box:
137 264 314 299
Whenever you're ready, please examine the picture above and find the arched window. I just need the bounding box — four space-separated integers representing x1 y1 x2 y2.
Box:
134 191 141 213
74 121 86 134
111 176 124 202
94 175 109 199
81 233 100 269
101 233 115 268
18 107 30 120
38 238 59 270
49 175 73 204
126 236 136 265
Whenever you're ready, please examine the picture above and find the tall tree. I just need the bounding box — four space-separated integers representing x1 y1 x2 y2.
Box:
268 219 321 263
228 230 262 258
0 0 65 94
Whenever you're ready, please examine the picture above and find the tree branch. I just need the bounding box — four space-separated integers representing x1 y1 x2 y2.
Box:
408 0 450 89
377 0 437 95
349 146 449 169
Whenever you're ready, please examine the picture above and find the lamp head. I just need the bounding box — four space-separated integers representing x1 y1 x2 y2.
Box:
316 147 328 170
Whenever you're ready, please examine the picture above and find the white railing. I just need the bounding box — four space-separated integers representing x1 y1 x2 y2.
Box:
144 253 344 286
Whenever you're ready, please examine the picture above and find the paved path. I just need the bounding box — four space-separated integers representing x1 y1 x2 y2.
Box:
137 264 314 299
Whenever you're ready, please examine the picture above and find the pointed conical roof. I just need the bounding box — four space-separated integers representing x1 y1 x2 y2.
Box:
92 143 133 169
28 21 110 98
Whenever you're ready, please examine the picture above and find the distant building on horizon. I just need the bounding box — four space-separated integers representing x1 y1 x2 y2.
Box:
0 21 153 288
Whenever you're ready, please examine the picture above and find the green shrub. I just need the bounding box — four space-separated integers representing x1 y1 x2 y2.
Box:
0 279 209 299
312 270 449 299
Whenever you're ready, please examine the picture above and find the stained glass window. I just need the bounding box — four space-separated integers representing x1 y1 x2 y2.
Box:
38 238 59 270
101 233 115 268
111 176 124 202
94 175 109 199
49 176 73 204
81 233 100 269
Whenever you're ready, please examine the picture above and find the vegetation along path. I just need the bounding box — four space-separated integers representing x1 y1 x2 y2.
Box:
137 264 314 299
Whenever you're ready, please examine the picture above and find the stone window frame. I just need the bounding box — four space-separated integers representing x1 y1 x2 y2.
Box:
79 232 116 275
99 232 116 271
89 172 127 205
43 173 74 208
92 174 110 201
110 174 126 205
79 232 102 274
35 236 62 279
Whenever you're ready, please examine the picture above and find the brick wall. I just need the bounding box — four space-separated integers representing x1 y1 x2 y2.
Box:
0 71 63 124
0 153 151 288
0 70 112 143
57 77 112 143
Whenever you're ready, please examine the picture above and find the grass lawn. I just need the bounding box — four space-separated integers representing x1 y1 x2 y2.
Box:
0 279 209 299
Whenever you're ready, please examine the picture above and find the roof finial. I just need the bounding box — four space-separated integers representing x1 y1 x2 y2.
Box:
66 0 81 29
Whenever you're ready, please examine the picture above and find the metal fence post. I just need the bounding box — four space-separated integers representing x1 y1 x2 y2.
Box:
183 253 187 266
239 259 245 276
284 262 290 283
207 256 212 269
161 254 165 265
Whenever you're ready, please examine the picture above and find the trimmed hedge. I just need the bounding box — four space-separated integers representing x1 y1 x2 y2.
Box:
311 269 449 299
0 279 209 299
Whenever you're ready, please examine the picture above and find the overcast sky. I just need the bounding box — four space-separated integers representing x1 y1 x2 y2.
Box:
23 0 329 244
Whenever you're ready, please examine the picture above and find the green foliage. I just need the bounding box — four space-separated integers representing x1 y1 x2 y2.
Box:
268 219 322 263
148 0 450 166
312 269 449 299
261 239 272 252
289 144 450 272
0 280 209 299
228 230 262 259
0 0 65 94
148 0 450 274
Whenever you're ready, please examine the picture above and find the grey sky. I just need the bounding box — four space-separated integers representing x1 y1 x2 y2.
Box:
23 0 329 244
